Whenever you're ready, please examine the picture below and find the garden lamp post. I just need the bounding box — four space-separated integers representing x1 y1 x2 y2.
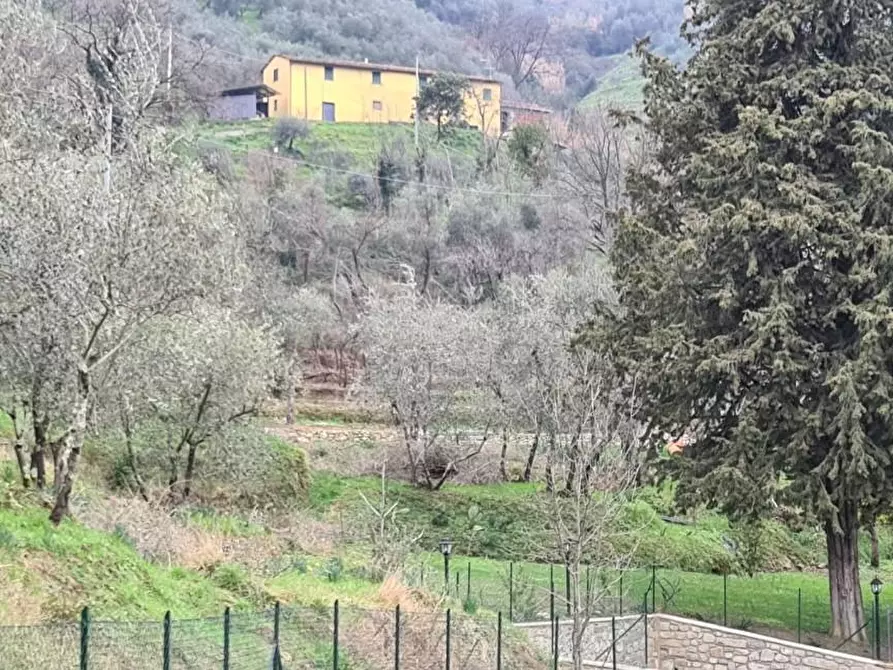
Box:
872 577 883 660
440 538 453 595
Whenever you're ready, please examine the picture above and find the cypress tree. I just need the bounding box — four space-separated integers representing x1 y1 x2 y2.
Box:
612 1 893 639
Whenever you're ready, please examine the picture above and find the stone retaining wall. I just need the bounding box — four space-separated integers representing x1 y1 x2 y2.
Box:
651 614 892 670
517 615 647 667
516 614 893 670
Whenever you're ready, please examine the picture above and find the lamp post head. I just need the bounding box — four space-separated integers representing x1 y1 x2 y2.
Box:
439 538 453 557
872 577 884 596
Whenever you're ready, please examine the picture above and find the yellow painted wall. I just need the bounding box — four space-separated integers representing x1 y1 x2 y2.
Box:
262 55 292 118
466 80 502 137
262 57 502 136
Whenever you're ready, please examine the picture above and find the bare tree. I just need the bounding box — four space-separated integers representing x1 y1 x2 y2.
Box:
482 2 551 89
556 108 650 253
358 293 494 489
541 347 640 670
494 264 638 670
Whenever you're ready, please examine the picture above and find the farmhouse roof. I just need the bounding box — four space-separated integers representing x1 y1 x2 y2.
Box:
265 54 501 84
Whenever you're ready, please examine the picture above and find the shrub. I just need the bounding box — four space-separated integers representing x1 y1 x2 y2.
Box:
272 117 309 153
320 557 344 582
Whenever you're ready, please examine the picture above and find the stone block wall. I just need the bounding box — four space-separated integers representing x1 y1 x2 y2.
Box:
651 614 892 670
517 615 647 667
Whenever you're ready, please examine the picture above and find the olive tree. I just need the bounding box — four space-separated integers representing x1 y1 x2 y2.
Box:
96 306 277 501
357 293 494 489
0 2 245 521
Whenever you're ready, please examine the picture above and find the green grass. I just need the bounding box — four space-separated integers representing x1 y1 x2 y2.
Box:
307 473 827 573
198 119 481 168
580 55 645 110
0 507 237 620
0 411 13 439
423 552 893 641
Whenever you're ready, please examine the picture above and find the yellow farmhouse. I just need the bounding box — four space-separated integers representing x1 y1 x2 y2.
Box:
261 55 503 136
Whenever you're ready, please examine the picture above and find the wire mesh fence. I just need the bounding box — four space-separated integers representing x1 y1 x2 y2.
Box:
0 602 556 670
3 567 891 668
410 556 893 662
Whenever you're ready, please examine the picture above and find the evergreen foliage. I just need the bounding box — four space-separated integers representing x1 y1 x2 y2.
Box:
415 73 471 140
611 0 893 640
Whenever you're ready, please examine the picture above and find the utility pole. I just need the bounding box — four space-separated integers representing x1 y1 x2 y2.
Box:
414 55 420 150
165 19 173 122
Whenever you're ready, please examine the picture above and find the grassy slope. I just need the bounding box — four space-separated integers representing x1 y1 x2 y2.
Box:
198 119 482 168
0 506 232 622
579 55 645 110
306 471 893 649
308 472 828 574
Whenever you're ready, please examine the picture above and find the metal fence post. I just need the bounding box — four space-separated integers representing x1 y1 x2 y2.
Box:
611 616 617 670
274 601 281 651
565 562 571 616
497 611 503 670
551 616 556 670
619 572 623 615
223 607 231 670
509 562 514 622
445 608 452 670
644 611 649 666
394 604 401 670
797 589 802 644
467 563 471 602
455 570 460 597
651 566 656 614
163 611 171 670
79 606 90 670
554 615 560 670
550 565 555 624
723 573 728 627
333 600 340 670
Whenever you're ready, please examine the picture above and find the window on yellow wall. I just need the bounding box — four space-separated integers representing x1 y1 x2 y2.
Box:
372 71 382 85
325 66 334 81
483 88 492 102
273 68 279 82
373 101 382 111
273 99 278 111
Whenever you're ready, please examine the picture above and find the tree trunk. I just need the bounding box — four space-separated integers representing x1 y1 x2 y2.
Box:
182 440 200 500
826 500 866 640
870 521 880 569
50 369 90 525
285 347 299 426
13 437 30 488
523 428 540 482
545 433 555 493
123 422 149 503
31 416 48 489
499 427 509 481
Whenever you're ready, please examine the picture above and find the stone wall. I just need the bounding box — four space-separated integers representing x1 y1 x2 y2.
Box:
515 614 893 670
651 614 893 670
517 615 647 667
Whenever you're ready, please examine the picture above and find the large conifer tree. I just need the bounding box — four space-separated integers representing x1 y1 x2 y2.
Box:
612 1 893 638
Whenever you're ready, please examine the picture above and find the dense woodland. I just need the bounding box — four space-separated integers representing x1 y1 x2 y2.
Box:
172 0 687 106
2 0 893 666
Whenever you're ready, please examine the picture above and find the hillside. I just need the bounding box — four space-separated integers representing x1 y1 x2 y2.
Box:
172 0 688 108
